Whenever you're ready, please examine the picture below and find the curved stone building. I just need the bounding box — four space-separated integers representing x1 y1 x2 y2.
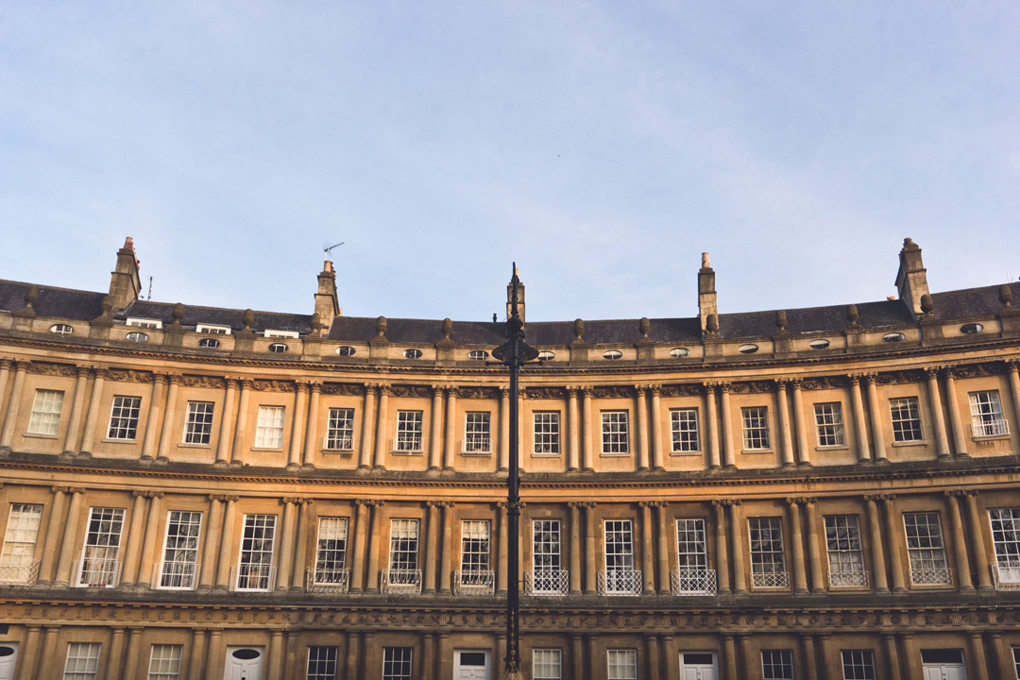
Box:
0 237 1018 680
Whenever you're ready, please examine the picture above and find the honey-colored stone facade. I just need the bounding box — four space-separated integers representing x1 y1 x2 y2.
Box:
0 238 1019 679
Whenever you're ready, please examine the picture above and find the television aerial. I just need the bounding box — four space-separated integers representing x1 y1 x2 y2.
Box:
323 241 344 262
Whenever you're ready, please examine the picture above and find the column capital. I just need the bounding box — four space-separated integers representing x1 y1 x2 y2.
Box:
567 501 582 509
132 489 147 498
565 384 581 395
580 387 594 398
774 378 791 389
943 489 966 499
788 377 803 389
293 381 310 394
0 358 12 371
717 382 732 394
209 494 228 502
223 495 240 503
224 377 240 389
308 382 322 394
67 487 86 495
444 386 459 398
12 358 31 371
378 384 393 397
1005 358 1020 373
94 367 112 380
634 385 648 396
279 497 300 506
239 378 255 390
649 385 662 397
75 364 91 378
499 386 510 398
924 365 944 378
862 372 879 385
941 365 962 379
166 373 184 386
784 497 804 506
51 485 69 494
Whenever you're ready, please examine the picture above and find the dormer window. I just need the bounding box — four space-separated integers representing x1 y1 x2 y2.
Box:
50 324 74 335
126 318 162 329
265 330 299 339
197 324 231 335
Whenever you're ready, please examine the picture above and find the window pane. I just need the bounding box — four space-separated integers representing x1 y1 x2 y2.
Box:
63 642 102 680
395 411 424 452
814 402 846 447
325 408 355 450
159 511 202 589
107 396 142 440
382 647 413 680
147 644 182 680
183 402 215 445
0 503 42 583
255 406 285 448
601 411 629 454
306 646 338 680
670 409 700 452
237 514 277 590
533 649 562 680
741 407 771 450
28 389 64 435
889 397 923 442
78 507 125 587
534 412 560 455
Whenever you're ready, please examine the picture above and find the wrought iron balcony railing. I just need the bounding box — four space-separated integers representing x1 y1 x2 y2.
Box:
454 569 495 595
231 564 277 592
74 557 121 588
524 569 569 596
670 568 717 596
381 569 422 594
828 567 869 589
307 567 350 593
0 561 40 586
750 570 791 590
154 561 200 590
597 569 642 597
971 420 1009 438
909 566 953 587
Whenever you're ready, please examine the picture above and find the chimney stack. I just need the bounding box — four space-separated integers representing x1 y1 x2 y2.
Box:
314 259 341 334
895 238 930 319
107 237 142 310
698 252 717 334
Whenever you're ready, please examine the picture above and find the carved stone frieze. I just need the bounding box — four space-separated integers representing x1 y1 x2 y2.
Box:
457 386 500 400
947 362 1007 378
728 381 774 395
321 383 365 396
799 376 847 390
591 385 633 399
525 387 566 400
106 368 154 383
875 369 925 385
389 384 434 398
658 384 702 397
180 375 227 389
26 362 78 378
251 379 294 392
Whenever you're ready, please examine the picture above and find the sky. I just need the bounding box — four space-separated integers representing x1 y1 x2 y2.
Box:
1 1 1018 323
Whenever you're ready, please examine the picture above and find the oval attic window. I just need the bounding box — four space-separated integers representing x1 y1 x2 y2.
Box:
809 339 831 349
960 323 984 334
198 337 220 349
403 348 423 359
537 350 556 361
336 345 356 356
268 343 288 353
602 350 623 360
50 324 74 335
468 350 489 360
738 344 759 354
126 332 149 343
669 347 690 358
882 332 905 343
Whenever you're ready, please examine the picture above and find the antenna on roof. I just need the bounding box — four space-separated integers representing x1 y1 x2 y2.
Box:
323 241 345 263
147 276 153 301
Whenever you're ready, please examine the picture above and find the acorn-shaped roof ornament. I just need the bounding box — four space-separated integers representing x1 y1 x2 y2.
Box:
309 312 324 332
706 313 719 334
441 317 453 340
920 293 934 315
15 285 38 318
775 310 787 332
241 309 255 330
375 316 388 337
846 303 859 327
171 302 185 326
573 318 585 342
1000 284 1014 308
639 317 650 339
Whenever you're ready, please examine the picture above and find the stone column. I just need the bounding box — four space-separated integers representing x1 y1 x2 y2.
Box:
945 491 974 591
899 634 918 680
864 496 889 593
268 630 285 680
496 502 508 594
374 385 390 469
729 501 747 594
104 628 127 679
499 387 511 471
214 496 239 590
848 375 872 463
443 387 457 470
16 625 42 680
650 386 665 470
787 498 809 595
963 492 992 591
119 491 150 588
647 634 661 680
123 628 143 678
713 500 731 595
567 387 580 471
275 499 297 591
79 368 107 456
0 360 9 420
800 633 818 680
722 634 737 680
424 501 440 593
571 634 584 680
140 373 166 461
288 383 309 469
187 629 207 680
569 502 582 595
802 500 825 593
198 495 224 591
358 383 376 469
719 383 735 469
422 633 436 680
439 501 455 594
53 487 84 586
656 502 671 595
942 368 969 458
438 632 451 680
38 487 68 585
429 385 444 471
290 499 312 591
215 379 237 465
883 633 902 680
990 633 1012 680
155 374 181 462
350 500 369 593
738 634 753 678
365 500 383 592
791 379 811 466
635 386 650 470
62 366 90 456
230 379 253 465
865 374 888 462
968 633 990 680
705 384 721 469
640 502 654 593
1008 360 1020 447
136 492 164 590
926 367 952 459
581 388 594 471
882 495 906 592
205 630 223 680
302 383 321 467
776 380 796 467
0 359 28 452
583 502 597 595
585 634 598 680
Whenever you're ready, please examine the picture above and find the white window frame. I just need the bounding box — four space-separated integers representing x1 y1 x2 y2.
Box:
147 644 183 680
306 646 338 680
324 407 355 451
254 405 285 449
824 515 867 587
76 507 125 588
460 520 491 575
670 408 700 453
63 642 102 680
533 648 562 680
606 649 637 680
235 514 277 592
532 519 562 571
27 389 64 436
813 402 847 447
182 401 215 445
761 649 795 680
601 411 630 454
889 396 923 442
463 412 491 454
157 511 202 590
107 395 142 440
382 647 413 680
0 503 43 584
533 411 560 455
741 406 771 451
748 517 788 588
840 649 876 680
264 329 299 338
989 507 1020 587
386 519 420 589
196 324 231 335
126 317 162 329
676 518 709 569
969 390 1008 438
395 411 424 453
312 516 348 587
903 511 951 585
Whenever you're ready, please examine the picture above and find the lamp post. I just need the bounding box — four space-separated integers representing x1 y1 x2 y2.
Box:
491 264 538 680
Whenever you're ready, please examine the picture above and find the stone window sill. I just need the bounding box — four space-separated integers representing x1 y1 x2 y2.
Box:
670 450 702 456
178 442 211 449
23 432 59 439
891 440 927 448
741 449 774 455
814 445 850 451
971 434 1010 442
251 446 283 452
102 438 137 444
321 448 354 454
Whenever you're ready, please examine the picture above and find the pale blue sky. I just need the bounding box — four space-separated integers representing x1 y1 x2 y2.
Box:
1 1 1018 322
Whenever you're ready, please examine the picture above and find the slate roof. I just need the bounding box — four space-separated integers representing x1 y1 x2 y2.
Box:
2 278 1018 345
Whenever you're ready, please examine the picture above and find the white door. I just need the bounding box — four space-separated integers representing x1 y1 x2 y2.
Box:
0 643 18 680
223 646 265 680
454 650 490 680
922 665 967 680
679 652 718 680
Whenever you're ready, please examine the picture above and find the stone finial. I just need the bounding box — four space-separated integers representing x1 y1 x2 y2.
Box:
920 293 934 315
775 310 787 332
573 318 585 342
706 313 719 334
241 309 255 330
846 303 859 327
1000 284 1014 308
310 312 324 332
375 316 388 337
441 317 453 339
171 302 185 325
701 252 710 268
639 317 650 339
15 285 38 318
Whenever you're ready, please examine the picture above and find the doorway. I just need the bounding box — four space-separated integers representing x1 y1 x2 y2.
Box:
920 650 967 680
679 651 718 680
454 649 490 680
223 646 265 680
0 643 18 680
